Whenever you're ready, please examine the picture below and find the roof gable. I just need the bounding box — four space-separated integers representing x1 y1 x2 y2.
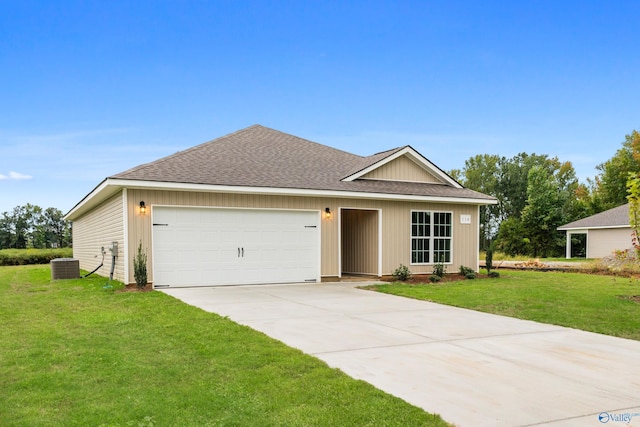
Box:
359 153 445 184
341 146 462 188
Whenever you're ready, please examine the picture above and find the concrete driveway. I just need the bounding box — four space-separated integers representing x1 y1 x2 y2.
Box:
162 282 640 427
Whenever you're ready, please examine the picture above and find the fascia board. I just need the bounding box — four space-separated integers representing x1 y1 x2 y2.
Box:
64 179 122 220
558 225 630 231
96 178 497 206
342 146 463 188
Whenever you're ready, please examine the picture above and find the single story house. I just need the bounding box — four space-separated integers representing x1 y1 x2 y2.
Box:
557 204 633 258
65 125 496 288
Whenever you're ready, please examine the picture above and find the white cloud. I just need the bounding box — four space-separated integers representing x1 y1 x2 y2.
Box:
0 171 32 180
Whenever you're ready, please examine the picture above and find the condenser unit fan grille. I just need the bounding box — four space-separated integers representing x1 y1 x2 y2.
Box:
51 258 80 280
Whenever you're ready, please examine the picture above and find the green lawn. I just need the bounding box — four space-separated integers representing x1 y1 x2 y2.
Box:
368 270 640 341
0 265 448 427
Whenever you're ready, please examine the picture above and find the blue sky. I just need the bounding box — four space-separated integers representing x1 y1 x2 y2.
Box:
1 1 639 214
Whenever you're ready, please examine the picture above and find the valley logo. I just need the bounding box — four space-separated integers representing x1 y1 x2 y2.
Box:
599 411 640 423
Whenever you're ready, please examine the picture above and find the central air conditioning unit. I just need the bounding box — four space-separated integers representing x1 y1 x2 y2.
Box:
51 258 80 280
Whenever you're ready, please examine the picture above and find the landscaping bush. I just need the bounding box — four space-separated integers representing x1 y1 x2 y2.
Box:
459 265 476 279
133 241 148 289
0 248 73 266
485 243 494 273
392 264 412 281
488 271 500 278
429 274 441 283
432 262 446 278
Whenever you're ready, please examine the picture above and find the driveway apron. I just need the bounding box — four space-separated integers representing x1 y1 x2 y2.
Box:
162 282 640 427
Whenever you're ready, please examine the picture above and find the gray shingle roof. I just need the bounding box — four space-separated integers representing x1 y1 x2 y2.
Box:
558 204 630 230
112 124 495 201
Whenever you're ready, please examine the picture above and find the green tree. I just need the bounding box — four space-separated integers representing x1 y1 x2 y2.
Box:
11 205 32 249
596 130 640 209
27 204 44 248
572 179 605 220
627 173 640 255
555 160 583 225
521 166 565 257
0 204 71 249
625 131 640 255
0 212 12 248
42 207 71 248
457 154 501 249
495 217 530 256
459 152 579 255
497 153 561 220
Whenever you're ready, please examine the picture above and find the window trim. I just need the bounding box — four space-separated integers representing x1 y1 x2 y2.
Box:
410 210 453 265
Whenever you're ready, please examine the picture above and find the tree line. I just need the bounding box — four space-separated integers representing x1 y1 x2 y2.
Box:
0 204 71 249
452 130 640 258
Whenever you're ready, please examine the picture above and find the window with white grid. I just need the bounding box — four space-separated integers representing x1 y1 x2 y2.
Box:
411 211 452 264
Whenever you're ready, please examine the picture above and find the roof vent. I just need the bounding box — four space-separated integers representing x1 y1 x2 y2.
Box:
51 258 80 280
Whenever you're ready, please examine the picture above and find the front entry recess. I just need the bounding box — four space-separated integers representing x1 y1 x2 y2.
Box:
341 209 380 276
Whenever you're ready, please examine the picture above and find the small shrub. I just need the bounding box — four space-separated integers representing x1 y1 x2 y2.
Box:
392 264 412 281
133 241 148 289
432 262 446 278
459 265 476 279
488 271 500 278
429 274 441 283
459 265 474 275
486 243 494 273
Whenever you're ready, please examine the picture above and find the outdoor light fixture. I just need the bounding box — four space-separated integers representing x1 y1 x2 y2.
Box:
324 207 332 220
139 201 146 215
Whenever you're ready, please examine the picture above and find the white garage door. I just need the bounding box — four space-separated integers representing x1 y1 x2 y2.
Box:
152 207 320 288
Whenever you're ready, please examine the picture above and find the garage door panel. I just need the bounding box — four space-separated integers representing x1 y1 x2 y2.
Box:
177 250 200 263
152 207 319 288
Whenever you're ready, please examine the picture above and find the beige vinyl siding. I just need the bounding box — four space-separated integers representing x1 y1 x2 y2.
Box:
361 155 442 183
125 189 480 284
587 228 633 258
71 192 125 282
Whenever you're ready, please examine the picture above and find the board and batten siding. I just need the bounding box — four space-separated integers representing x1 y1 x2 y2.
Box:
361 155 442 183
71 192 126 282
125 189 480 284
341 209 379 275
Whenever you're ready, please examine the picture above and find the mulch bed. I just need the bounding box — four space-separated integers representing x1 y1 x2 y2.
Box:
390 273 490 284
117 283 154 292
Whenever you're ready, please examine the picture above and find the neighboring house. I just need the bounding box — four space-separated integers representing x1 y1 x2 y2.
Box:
65 125 496 288
558 204 633 259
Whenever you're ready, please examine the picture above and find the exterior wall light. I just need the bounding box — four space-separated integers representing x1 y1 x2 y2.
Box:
324 207 332 220
139 201 146 215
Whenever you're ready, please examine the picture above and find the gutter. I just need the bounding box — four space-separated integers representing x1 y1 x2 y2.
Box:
66 178 497 221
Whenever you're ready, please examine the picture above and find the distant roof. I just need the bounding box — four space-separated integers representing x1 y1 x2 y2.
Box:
111 124 494 201
558 204 630 230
